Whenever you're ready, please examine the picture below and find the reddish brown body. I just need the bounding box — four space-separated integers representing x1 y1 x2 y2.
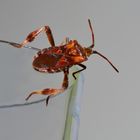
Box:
0 19 119 106
33 40 87 73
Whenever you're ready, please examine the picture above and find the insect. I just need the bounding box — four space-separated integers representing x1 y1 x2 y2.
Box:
0 19 119 106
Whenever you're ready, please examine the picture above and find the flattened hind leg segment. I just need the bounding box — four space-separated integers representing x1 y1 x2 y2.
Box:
15 25 55 48
25 68 69 106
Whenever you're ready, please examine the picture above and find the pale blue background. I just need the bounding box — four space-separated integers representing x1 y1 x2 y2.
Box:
0 0 140 140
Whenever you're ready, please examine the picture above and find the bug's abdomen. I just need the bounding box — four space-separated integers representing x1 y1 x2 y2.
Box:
32 46 72 73
32 53 64 73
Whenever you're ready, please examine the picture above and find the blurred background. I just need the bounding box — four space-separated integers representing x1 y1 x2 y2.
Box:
0 0 140 140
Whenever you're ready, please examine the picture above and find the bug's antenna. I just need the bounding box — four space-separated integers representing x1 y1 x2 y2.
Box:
88 19 95 48
93 50 119 73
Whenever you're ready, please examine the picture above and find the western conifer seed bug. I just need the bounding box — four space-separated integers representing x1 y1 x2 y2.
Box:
0 19 119 106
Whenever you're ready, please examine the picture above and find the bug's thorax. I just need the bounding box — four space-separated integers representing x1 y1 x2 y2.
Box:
65 40 91 57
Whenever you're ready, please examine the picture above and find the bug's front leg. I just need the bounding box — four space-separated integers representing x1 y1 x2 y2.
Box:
14 25 55 48
73 64 86 79
25 68 69 106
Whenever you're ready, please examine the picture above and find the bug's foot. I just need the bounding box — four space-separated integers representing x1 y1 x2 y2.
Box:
25 88 64 101
25 92 37 101
46 95 51 106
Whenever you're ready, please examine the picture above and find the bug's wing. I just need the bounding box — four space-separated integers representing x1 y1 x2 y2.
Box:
0 40 40 51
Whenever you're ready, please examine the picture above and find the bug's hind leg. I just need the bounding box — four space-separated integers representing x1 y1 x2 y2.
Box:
14 25 55 48
25 68 69 106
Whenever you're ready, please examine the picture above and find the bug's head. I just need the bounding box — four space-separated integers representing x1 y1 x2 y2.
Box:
84 46 93 57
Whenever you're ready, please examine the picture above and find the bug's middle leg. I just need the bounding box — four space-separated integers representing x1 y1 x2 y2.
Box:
25 68 69 106
15 26 55 48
